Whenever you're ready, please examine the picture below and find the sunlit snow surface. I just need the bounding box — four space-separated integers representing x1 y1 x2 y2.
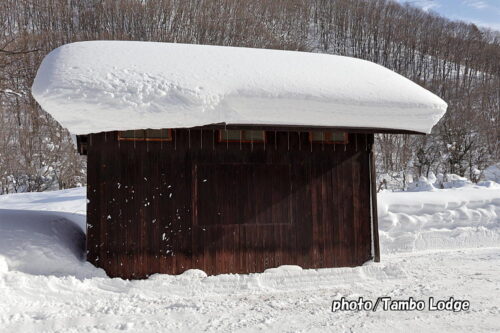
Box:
31 41 447 135
0 185 499 332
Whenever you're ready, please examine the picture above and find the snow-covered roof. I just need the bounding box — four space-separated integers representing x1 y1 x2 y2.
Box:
31 41 447 135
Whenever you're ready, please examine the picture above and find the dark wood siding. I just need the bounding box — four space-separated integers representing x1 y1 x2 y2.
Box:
86 129 375 278
196 163 292 226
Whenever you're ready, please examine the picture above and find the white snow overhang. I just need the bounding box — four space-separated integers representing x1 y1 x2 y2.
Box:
32 41 447 135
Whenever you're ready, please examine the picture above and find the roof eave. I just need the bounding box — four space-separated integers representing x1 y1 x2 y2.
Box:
184 123 428 135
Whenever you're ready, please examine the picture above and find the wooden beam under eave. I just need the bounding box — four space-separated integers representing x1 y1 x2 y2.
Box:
185 123 427 135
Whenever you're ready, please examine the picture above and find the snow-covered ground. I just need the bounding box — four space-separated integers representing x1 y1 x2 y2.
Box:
0 185 499 332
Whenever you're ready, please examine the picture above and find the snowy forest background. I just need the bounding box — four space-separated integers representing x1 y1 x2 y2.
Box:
0 0 498 194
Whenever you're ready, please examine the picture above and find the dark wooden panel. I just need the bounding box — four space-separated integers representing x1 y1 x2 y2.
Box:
196 163 291 226
86 129 376 278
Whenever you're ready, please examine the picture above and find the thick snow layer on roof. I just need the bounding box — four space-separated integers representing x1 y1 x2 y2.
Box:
32 41 447 135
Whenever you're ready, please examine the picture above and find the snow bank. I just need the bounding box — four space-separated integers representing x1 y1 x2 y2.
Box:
0 209 103 278
0 188 103 278
379 184 500 253
405 172 489 191
0 187 86 230
31 41 447 135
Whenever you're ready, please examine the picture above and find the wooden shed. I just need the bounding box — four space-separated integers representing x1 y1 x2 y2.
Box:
32 41 447 279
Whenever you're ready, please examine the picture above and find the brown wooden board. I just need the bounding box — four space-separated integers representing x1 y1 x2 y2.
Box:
86 129 376 278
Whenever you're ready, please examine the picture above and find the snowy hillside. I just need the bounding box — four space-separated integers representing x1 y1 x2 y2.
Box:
0 185 499 332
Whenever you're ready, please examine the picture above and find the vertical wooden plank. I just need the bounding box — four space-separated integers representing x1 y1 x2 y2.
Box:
369 137 381 262
231 224 239 273
334 143 346 267
321 159 333 267
273 225 281 268
99 151 109 274
330 148 340 267
191 162 205 272
310 161 320 268
352 136 361 265
228 225 236 273
238 225 246 273
106 134 121 277
296 158 313 269
122 141 134 278
360 146 372 263
343 138 355 266
135 140 145 278
149 148 161 275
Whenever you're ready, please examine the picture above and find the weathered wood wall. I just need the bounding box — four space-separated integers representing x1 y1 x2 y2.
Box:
86 129 375 278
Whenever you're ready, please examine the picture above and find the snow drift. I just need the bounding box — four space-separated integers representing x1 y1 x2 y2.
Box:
31 41 447 135
379 182 500 253
0 188 103 278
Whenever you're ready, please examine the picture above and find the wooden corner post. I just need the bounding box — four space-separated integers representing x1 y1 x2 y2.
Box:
369 137 380 262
